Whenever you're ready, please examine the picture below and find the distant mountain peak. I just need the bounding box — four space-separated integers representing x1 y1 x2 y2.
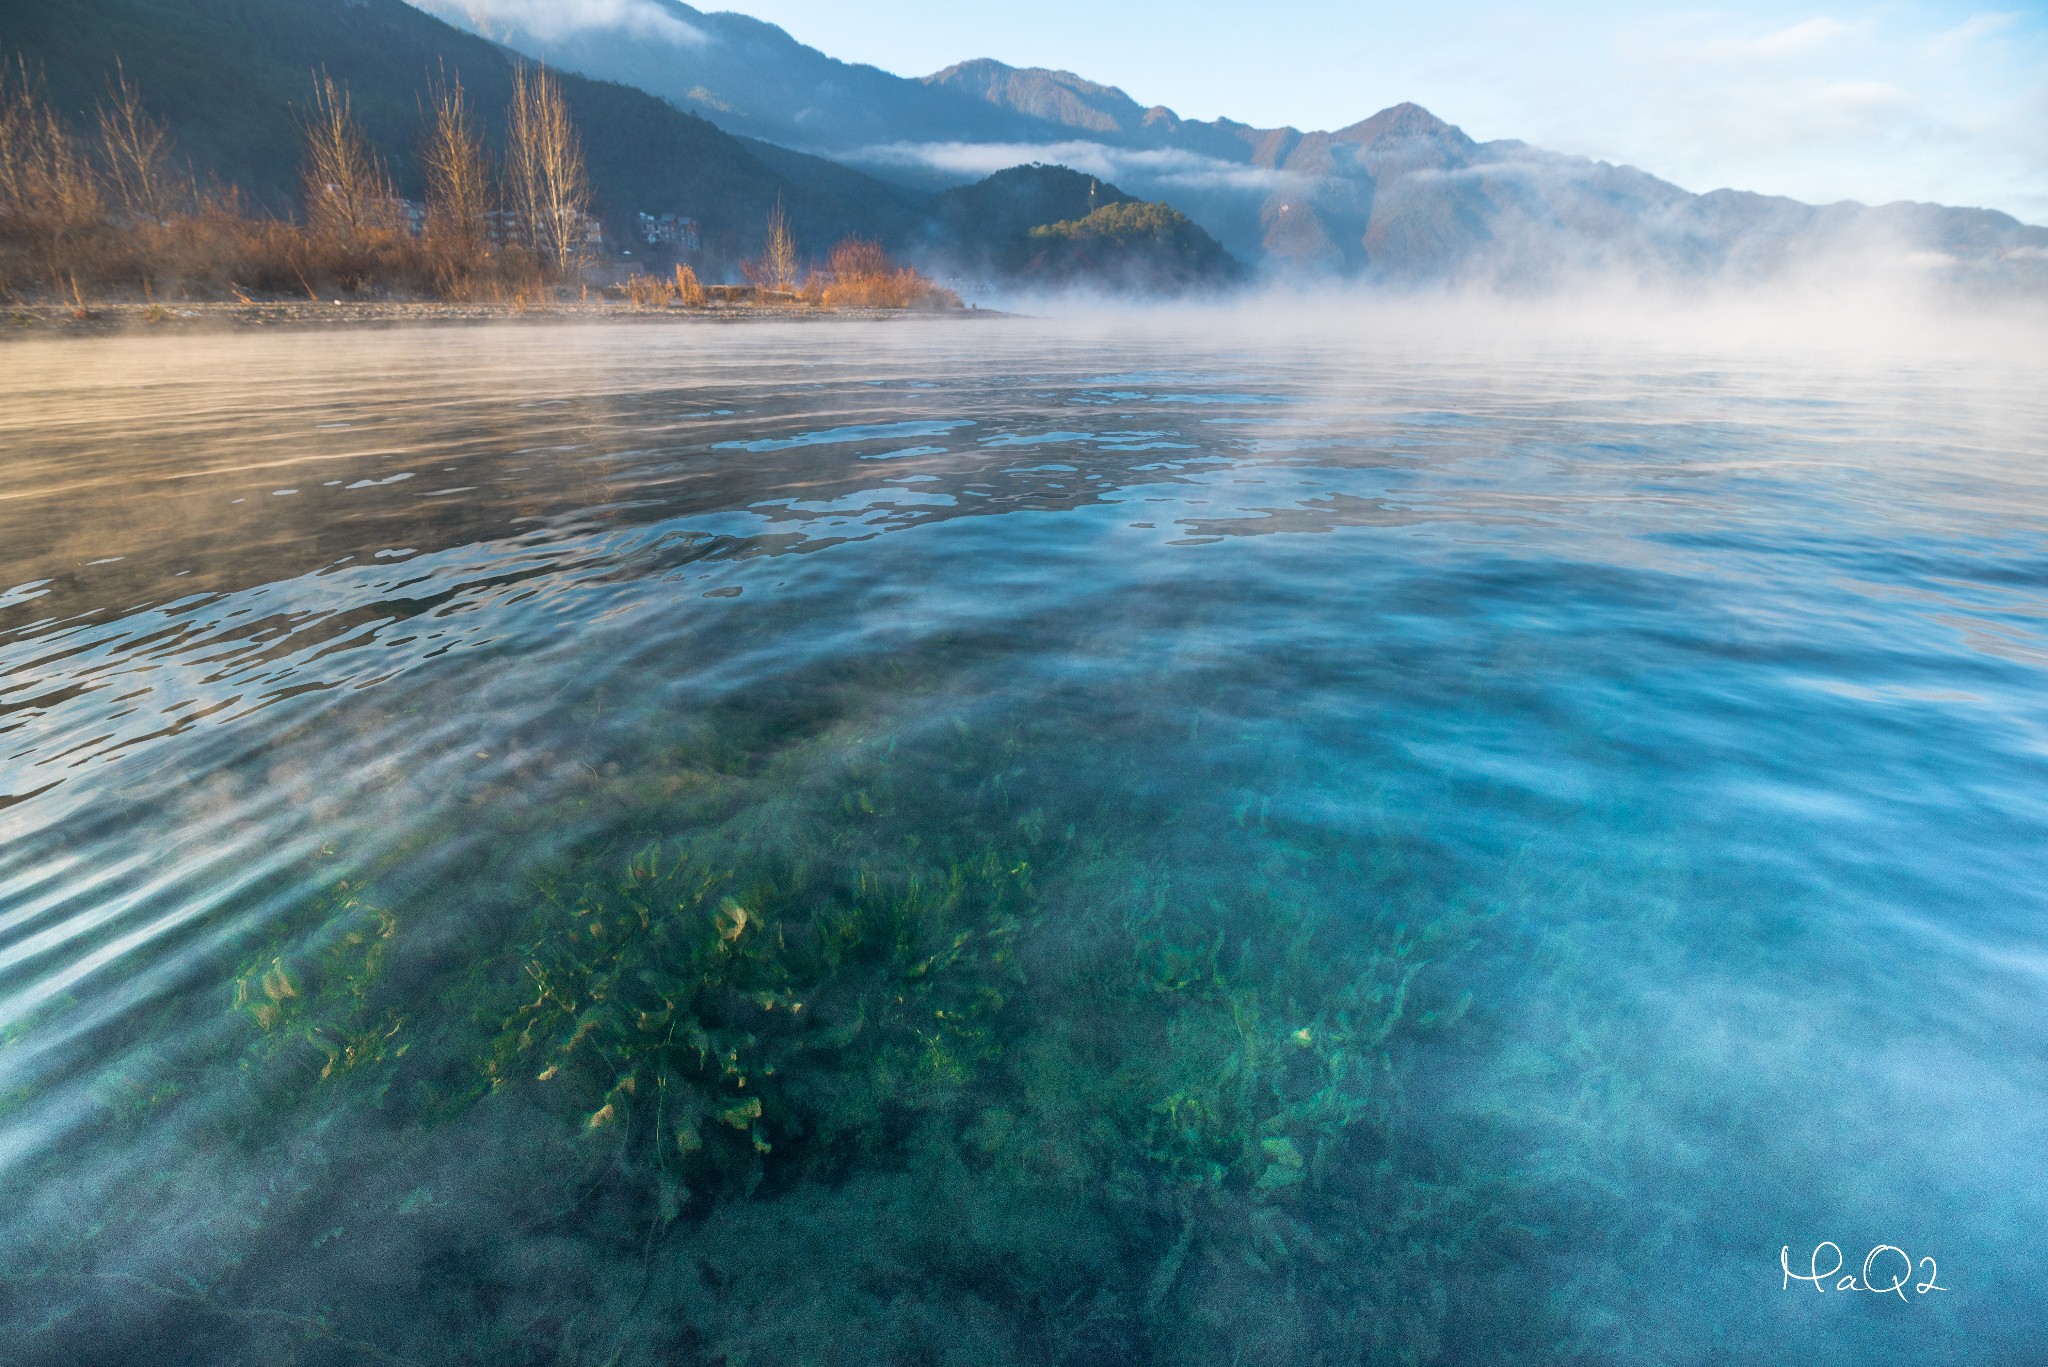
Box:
929 58 1131 102
1333 103 1470 147
924 59 1147 137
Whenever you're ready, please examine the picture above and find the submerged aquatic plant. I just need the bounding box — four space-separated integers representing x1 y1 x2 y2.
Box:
477 835 1033 1200
3 688 1506 1366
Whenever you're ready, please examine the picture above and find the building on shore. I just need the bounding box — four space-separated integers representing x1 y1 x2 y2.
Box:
637 213 701 256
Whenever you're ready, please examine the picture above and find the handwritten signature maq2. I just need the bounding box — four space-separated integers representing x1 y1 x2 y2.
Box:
1783 1244 1947 1300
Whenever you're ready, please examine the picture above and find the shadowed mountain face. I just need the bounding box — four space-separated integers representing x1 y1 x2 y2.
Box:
922 164 1136 247
410 0 1039 155
916 164 1243 292
5 0 928 269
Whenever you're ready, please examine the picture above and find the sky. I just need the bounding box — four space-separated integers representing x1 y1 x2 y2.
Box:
707 1 2048 223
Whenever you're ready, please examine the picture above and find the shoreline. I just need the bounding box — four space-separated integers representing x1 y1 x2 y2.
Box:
1 299 1007 341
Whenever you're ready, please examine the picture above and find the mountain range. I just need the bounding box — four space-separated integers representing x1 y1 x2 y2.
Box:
9 0 2043 292
411 0 2048 289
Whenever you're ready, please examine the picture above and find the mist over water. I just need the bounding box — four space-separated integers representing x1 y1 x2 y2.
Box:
3 306 2046 1364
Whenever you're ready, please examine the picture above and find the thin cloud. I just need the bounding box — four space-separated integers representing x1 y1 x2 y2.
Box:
1820 80 1917 113
429 0 706 46
1930 12 2023 54
1545 6 2048 223
1698 16 1860 62
850 139 1297 193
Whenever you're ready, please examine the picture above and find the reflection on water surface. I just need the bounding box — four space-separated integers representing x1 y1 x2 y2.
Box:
2 318 2046 1364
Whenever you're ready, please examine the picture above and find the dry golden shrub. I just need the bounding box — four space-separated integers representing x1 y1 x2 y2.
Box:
673 262 705 306
817 237 959 311
620 272 677 308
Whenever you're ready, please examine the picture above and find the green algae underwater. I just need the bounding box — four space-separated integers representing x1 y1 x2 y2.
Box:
4 316 2048 1364
5 649 1503 1366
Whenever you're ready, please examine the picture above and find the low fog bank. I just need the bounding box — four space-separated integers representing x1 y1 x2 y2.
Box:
975 255 2048 365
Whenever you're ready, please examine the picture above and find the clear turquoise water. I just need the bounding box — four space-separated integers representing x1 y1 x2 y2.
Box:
2 317 2045 1364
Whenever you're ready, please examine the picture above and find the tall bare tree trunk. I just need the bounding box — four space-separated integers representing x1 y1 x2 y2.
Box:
301 70 393 244
420 67 489 273
502 69 541 263
505 65 590 280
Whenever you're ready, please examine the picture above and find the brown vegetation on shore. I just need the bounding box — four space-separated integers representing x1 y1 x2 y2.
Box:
2 53 960 315
608 244 954 313
0 55 592 305
733 203 957 310
619 263 708 309
813 237 960 311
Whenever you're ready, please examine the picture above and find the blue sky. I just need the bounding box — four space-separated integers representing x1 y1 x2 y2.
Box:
716 1 2048 223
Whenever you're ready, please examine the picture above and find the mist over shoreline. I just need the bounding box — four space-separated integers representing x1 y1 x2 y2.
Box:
5 274 2044 365
942 270 2048 365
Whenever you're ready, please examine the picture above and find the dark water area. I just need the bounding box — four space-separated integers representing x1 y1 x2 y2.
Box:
2 315 2045 1365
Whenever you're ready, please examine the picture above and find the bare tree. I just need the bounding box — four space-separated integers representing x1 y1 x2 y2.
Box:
96 61 174 224
0 59 39 224
419 66 489 267
0 57 104 235
504 65 590 279
301 70 394 243
760 196 797 292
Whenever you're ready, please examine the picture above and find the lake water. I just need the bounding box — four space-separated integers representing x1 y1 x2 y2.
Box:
3 314 2045 1365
